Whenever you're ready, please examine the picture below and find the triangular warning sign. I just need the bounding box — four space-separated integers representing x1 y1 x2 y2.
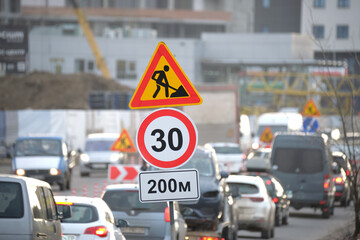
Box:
110 129 136 153
129 42 202 109
302 99 320 117
260 126 274 143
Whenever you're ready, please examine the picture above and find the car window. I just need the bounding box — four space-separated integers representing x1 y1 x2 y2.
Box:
43 187 58 220
0 182 24 218
35 187 49 219
85 140 115 151
213 146 242 154
273 148 323 173
272 178 284 196
59 204 98 223
228 182 259 196
103 190 167 212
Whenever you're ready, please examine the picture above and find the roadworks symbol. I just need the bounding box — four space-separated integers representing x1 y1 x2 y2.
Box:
260 126 274 143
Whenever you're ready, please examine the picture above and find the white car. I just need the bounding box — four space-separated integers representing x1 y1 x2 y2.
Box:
55 196 126 240
80 133 123 177
245 147 272 172
226 175 276 239
204 142 246 174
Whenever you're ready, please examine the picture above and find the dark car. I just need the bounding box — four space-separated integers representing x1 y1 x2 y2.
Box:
332 161 351 206
243 172 290 226
270 133 336 218
147 146 236 239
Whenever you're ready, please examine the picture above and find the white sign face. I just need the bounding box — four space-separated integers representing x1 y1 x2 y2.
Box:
136 108 198 169
138 169 200 203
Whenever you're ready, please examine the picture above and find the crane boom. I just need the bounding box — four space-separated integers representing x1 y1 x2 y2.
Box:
70 0 112 79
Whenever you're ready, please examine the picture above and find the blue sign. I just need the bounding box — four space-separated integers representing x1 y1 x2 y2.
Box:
303 117 319 133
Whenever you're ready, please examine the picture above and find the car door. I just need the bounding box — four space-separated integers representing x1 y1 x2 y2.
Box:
33 187 62 240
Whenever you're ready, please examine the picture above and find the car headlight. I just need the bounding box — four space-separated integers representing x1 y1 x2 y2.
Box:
16 169 26 176
252 142 260 149
80 153 90 162
110 153 121 162
49 168 61 175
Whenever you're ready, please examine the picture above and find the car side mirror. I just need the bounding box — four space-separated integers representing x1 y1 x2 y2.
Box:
57 205 72 220
220 171 229 179
117 219 129 228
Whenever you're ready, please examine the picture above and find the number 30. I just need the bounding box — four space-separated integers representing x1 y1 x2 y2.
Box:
151 128 183 152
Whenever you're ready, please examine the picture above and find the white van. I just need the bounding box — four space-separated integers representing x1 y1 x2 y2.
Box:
252 112 303 150
0 174 71 240
12 136 75 191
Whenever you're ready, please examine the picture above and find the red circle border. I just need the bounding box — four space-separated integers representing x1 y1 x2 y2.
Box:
136 108 197 169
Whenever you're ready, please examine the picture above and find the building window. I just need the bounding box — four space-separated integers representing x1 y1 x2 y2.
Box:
75 59 85 73
88 61 94 72
313 25 324 39
263 0 270 8
338 0 349 8
337 25 349 39
116 60 137 79
314 0 325 8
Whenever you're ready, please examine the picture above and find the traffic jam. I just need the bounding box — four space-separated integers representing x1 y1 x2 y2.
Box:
1 41 359 240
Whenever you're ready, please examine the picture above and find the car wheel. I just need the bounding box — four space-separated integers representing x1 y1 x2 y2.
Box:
282 210 289 225
270 226 275 238
261 226 271 239
275 210 282 227
80 172 89 177
321 208 330 219
221 226 233 240
66 174 71 190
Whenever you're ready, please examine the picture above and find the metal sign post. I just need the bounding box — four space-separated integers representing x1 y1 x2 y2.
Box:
169 201 175 240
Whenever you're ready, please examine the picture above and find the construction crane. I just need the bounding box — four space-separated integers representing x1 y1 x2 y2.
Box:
70 0 112 79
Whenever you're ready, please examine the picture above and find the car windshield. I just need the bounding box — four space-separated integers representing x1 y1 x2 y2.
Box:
257 125 287 137
179 152 215 177
228 182 259 197
212 146 242 154
15 139 61 157
273 148 323 173
102 190 167 212
0 182 24 218
85 140 115 151
57 204 98 223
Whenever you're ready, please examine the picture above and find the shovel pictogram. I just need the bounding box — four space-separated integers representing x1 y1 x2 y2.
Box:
152 65 189 99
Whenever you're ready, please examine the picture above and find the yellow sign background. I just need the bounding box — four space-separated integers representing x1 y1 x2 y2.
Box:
140 56 188 101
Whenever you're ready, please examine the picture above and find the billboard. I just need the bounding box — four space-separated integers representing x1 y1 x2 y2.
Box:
0 25 28 74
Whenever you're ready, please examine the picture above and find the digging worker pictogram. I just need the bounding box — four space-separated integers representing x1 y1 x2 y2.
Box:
151 64 189 99
152 65 170 98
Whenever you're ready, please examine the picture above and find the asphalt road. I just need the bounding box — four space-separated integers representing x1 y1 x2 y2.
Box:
0 159 354 240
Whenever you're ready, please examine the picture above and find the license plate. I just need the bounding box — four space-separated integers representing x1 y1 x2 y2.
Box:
30 175 45 180
92 164 107 169
62 235 77 240
121 227 146 234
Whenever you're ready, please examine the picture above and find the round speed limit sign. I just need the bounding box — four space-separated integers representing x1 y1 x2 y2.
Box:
136 108 198 169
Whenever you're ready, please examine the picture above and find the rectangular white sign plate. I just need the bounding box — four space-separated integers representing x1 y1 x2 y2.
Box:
139 169 200 203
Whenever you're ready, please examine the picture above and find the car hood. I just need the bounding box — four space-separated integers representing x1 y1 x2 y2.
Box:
14 156 60 169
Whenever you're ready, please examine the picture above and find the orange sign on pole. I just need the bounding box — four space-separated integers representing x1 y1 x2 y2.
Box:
260 126 274 143
301 98 320 117
129 42 202 109
110 129 136 153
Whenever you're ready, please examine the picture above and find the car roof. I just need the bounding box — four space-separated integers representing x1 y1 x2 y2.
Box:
0 174 51 187
104 183 139 191
54 195 107 206
86 133 120 140
205 142 240 147
226 174 264 185
16 136 63 141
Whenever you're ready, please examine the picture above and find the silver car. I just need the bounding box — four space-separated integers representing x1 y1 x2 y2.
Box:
101 183 187 240
80 133 123 177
